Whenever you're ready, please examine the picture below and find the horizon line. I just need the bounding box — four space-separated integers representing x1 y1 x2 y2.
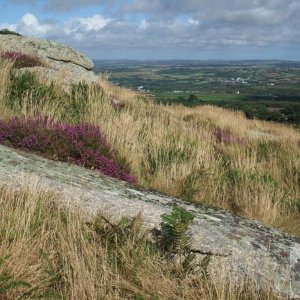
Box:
92 58 300 62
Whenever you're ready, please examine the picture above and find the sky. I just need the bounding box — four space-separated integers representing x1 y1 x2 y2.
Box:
0 0 300 60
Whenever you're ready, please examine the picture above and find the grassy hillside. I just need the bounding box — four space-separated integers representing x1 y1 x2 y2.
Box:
1 59 299 236
0 57 299 298
0 61 300 236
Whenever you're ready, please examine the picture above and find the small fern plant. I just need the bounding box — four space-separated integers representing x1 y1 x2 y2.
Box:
159 206 195 271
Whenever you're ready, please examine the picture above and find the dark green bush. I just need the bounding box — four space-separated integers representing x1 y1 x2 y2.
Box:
0 29 22 36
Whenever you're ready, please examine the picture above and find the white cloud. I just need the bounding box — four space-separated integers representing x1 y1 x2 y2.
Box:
140 20 149 29
19 13 54 37
22 13 39 27
1 0 300 60
0 23 17 32
1 13 111 41
64 15 111 35
188 18 199 26
0 13 55 38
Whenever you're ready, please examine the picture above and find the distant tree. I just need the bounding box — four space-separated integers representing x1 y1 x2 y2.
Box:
188 94 198 102
266 111 285 122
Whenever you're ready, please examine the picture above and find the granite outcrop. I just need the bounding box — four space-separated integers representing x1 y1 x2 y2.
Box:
0 33 98 88
0 144 299 298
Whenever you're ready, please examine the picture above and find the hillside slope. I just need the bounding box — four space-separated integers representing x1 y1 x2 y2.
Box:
0 55 300 237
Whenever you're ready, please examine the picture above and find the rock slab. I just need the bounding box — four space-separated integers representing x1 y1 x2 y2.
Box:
0 143 299 298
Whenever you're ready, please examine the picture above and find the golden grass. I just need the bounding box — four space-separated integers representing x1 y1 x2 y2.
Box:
0 180 280 299
0 60 299 237
0 60 14 119
82 79 300 236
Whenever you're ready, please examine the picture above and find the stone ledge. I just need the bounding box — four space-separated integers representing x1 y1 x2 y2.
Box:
0 144 299 297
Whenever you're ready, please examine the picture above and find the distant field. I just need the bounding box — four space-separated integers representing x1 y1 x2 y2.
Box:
94 60 300 124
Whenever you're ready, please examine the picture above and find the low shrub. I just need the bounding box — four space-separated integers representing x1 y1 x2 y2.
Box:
0 29 22 36
0 115 136 184
1 51 43 68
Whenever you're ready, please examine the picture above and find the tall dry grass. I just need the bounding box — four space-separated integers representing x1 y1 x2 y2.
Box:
0 59 299 237
0 180 280 299
0 60 14 119
82 79 300 237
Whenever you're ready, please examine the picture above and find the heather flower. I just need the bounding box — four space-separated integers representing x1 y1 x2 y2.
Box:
0 115 137 184
1 51 43 68
214 127 246 145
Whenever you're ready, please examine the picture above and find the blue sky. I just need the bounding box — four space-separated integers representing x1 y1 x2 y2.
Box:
1 0 300 60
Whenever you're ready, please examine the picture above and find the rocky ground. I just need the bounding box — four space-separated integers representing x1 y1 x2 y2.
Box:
0 144 299 298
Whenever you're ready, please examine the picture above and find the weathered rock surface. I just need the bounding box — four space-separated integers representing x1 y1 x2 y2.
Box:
0 143 299 298
0 34 98 87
